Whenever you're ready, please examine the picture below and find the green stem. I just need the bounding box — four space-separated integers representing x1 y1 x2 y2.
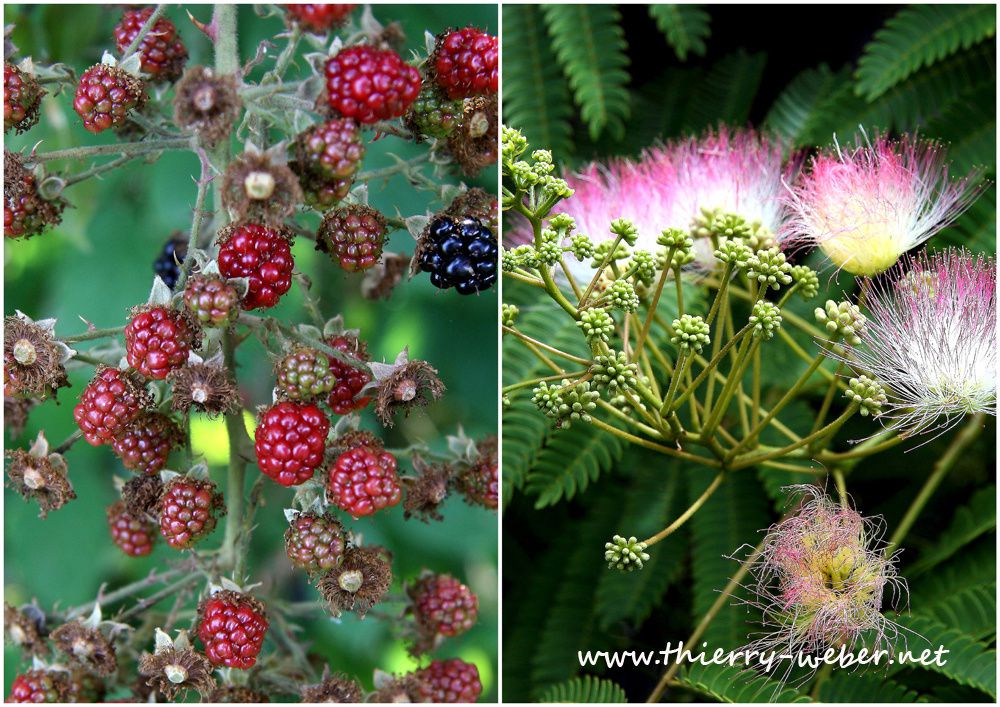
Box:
886 414 986 550
221 331 248 580
121 4 167 59
62 325 126 343
643 471 725 546
502 326 590 365
634 249 676 362
27 137 192 163
730 404 858 470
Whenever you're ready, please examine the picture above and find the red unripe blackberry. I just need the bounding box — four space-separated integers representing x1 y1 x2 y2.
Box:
416 659 483 703
125 306 201 380
112 412 182 474
459 436 498 510
7 669 71 703
217 223 294 310
197 590 268 669
73 63 145 134
295 118 365 182
285 3 357 32
276 347 336 402
410 574 479 638
183 274 239 327
324 45 421 124
317 204 387 272
4 63 44 134
324 334 372 414
327 444 401 518
299 173 352 210
4 151 62 240
255 401 330 486
158 477 223 549
434 27 498 99
106 500 156 557
113 7 188 82
285 512 346 573
74 368 149 445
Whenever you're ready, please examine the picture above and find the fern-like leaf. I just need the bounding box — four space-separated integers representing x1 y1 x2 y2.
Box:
764 64 852 146
676 663 810 703
680 50 766 132
856 4 996 100
542 5 631 140
907 485 995 576
525 424 625 508
502 5 575 160
538 675 627 703
925 80 996 176
917 583 996 641
649 5 711 61
816 672 920 702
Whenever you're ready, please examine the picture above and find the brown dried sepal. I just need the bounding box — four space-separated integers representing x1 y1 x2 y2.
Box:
369 673 427 703
4 602 49 657
4 397 35 438
317 545 392 619
5 447 75 518
402 455 452 523
173 66 241 148
4 150 64 240
300 672 363 703
168 363 241 417
138 647 215 700
444 187 498 235
4 316 70 399
121 473 164 518
446 95 498 177
374 360 445 428
221 151 303 226
50 621 118 676
329 429 383 456
209 685 271 702
361 252 410 301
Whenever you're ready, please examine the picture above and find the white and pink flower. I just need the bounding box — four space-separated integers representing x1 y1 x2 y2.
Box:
845 248 996 438
782 133 981 276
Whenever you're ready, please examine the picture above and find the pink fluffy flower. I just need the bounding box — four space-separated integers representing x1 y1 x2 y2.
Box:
844 248 996 438
782 133 981 276
739 486 905 667
507 127 792 255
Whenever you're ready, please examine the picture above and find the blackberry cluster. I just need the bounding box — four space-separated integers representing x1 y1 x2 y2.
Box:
418 216 497 294
153 234 188 289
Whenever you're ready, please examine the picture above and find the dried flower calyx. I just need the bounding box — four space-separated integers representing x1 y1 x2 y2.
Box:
4 312 73 399
317 545 393 619
5 431 76 518
138 628 215 700
369 349 445 427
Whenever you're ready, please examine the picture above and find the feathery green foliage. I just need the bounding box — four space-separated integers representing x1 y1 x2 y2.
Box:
526 423 625 508
908 485 996 575
649 5 711 61
676 663 812 703
538 676 628 703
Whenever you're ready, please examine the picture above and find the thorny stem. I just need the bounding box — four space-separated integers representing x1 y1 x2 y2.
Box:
27 137 193 163
65 567 187 619
174 152 213 291
221 330 248 580
886 413 987 550
61 325 126 343
121 4 167 60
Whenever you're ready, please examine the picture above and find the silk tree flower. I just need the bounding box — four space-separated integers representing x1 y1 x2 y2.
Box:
781 133 981 276
506 127 793 261
738 486 905 668
843 248 996 437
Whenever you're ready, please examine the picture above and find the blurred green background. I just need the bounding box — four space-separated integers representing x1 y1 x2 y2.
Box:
4 3 498 700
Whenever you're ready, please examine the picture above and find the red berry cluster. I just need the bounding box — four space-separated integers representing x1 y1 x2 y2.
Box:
73 63 144 134
197 590 268 669
317 204 388 272
410 573 479 638
325 334 372 414
158 477 223 549
4 63 44 134
285 512 346 573
325 45 422 124
217 223 295 310
125 306 200 380
327 441 402 518
112 7 188 82
73 368 148 445
107 501 156 557
111 412 182 474
416 658 483 703
285 3 357 32
7 669 70 703
294 118 366 209
255 401 330 486
183 274 240 328
434 28 498 99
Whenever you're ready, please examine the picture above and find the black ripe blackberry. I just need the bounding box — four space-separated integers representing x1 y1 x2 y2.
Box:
418 217 497 295
153 233 188 289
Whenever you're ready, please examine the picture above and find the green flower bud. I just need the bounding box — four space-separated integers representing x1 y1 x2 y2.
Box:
671 314 711 353
502 303 519 328
814 300 866 345
560 380 600 427
590 239 630 268
592 351 638 394
610 218 639 246
578 308 616 344
657 227 694 251
629 250 656 284
790 265 820 300
569 234 595 261
607 279 639 313
531 381 564 419
749 301 782 339
747 248 793 290
714 238 753 268
846 376 887 417
536 240 563 265
712 212 753 240
501 248 520 272
513 244 540 269
605 534 649 572
501 126 528 163
549 213 576 233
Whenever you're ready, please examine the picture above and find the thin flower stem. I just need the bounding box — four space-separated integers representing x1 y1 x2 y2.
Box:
634 249 676 362
674 269 684 317
116 574 203 622
503 270 546 288
671 323 752 412
578 233 624 309
728 284 827 340
700 335 759 443
502 371 586 395
643 471 725 546
502 326 590 365
886 414 986 550
776 328 839 384
809 361 845 438
817 432 902 463
588 417 721 467
730 404 859 470
558 257 584 300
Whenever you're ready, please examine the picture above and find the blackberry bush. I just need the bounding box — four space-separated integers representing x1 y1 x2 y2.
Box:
5 4 497 703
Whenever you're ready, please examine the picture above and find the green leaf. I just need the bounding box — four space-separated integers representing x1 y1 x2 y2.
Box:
538 675 628 703
542 5 631 140
681 50 766 132
676 663 810 703
501 4 575 160
925 81 996 176
817 672 921 702
649 5 711 61
764 64 852 146
688 472 773 650
525 423 626 508
856 4 996 100
916 584 996 641
938 184 996 255
907 485 996 576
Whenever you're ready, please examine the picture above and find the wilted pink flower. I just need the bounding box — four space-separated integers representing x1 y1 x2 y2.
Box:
782 133 981 276
507 127 792 255
843 248 996 438
738 486 906 670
